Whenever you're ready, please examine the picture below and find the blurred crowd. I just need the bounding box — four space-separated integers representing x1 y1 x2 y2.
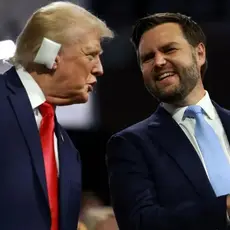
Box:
77 191 119 230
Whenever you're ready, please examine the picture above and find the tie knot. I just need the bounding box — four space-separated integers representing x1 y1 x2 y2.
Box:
184 105 203 118
39 102 54 117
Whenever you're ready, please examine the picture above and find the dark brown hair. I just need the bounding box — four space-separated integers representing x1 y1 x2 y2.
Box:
131 13 207 78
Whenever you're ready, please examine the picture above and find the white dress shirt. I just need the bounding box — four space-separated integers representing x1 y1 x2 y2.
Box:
163 91 230 178
16 67 59 173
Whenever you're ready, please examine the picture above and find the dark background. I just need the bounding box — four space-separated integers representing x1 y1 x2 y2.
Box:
1 0 230 204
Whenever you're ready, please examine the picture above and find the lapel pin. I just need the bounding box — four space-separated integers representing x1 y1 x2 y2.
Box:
60 132 64 142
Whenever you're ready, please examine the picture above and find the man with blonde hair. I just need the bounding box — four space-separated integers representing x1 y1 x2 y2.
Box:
0 1 113 230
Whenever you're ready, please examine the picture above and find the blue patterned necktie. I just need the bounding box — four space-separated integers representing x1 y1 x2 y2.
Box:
184 105 230 196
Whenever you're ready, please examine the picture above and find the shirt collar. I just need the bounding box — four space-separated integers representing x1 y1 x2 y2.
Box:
16 66 46 110
162 91 216 124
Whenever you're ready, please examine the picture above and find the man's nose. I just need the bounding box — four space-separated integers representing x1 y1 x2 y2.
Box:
92 57 103 77
153 53 166 68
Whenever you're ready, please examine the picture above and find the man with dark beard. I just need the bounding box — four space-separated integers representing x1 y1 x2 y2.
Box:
106 13 230 230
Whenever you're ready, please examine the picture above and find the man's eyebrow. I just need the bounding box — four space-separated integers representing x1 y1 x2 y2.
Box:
84 44 102 53
161 42 180 49
139 51 154 62
139 42 180 61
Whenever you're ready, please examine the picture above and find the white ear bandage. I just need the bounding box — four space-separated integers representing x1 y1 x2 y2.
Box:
34 37 61 69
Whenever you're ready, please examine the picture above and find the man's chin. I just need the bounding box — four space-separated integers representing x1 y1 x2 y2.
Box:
46 94 89 106
68 95 89 105
157 91 185 104
72 93 90 104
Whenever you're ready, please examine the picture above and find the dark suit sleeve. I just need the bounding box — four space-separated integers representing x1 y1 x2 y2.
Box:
106 134 227 230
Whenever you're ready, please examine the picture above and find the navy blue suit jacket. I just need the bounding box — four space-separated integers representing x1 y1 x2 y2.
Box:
0 67 81 230
107 103 230 230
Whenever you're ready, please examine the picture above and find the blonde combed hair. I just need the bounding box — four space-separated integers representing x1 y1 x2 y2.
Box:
10 1 113 68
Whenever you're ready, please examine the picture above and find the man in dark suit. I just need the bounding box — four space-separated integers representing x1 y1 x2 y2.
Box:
0 2 113 230
106 13 230 230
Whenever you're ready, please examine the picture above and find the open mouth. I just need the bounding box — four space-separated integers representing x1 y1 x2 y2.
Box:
156 72 176 81
88 85 94 92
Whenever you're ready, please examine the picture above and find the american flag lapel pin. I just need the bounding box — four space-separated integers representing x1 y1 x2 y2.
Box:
60 132 64 142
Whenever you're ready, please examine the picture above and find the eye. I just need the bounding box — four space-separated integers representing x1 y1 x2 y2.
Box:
87 52 100 61
87 54 95 61
141 53 155 63
164 47 177 53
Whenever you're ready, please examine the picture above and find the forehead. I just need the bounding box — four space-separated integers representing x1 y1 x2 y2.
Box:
64 32 102 54
80 33 102 52
138 23 188 53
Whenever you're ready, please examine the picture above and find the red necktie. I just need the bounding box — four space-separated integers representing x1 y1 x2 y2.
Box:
39 102 58 230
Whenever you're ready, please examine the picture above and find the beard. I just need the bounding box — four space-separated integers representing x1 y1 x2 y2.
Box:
145 54 200 104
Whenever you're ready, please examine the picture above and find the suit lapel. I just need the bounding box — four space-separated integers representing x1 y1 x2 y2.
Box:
55 120 80 229
148 105 215 198
6 67 49 204
55 120 81 229
54 119 69 228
